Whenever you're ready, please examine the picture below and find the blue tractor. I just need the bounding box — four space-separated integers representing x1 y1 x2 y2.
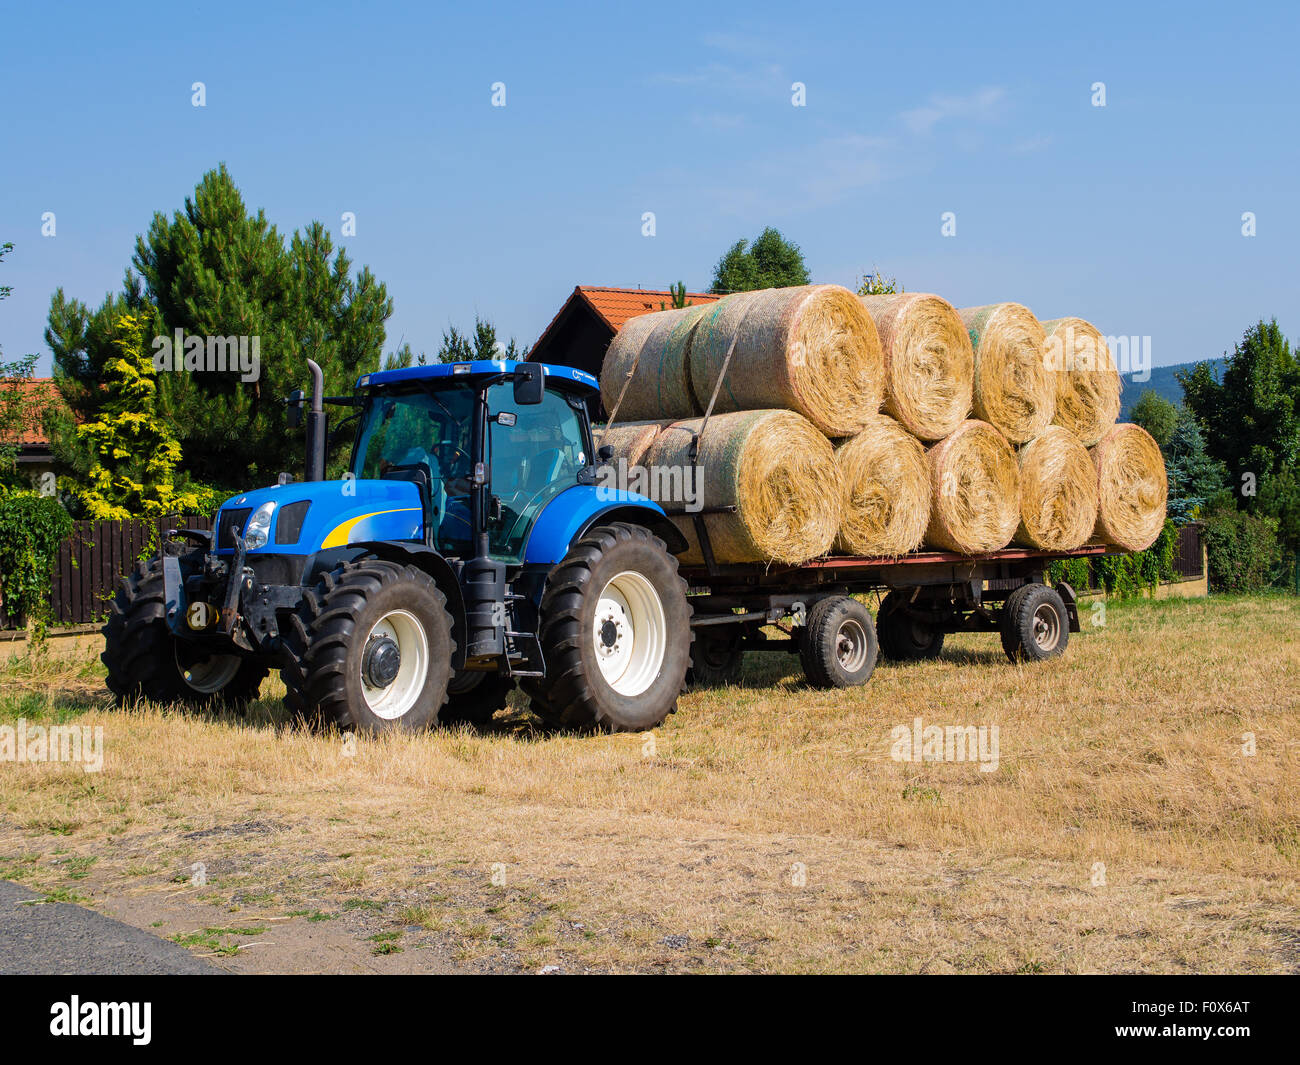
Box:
102 359 694 733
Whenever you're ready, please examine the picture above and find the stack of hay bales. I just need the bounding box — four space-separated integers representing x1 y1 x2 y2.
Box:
597 283 1165 563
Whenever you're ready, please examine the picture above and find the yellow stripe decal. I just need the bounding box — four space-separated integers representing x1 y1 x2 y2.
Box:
320 508 420 549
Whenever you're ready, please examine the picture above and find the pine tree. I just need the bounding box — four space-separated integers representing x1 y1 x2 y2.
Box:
1164 406 1228 524
48 165 393 492
75 314 200 520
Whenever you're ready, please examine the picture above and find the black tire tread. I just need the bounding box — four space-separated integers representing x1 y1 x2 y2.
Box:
876 589 946 662
1000 582 1069 663
799 596 879 690
280 559 454 730
521 523 691 732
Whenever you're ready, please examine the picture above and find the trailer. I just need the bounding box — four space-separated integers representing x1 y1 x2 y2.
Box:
678 524 1105 689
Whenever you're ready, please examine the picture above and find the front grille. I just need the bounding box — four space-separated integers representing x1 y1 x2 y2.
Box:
275 501 311 544
217 508 252 548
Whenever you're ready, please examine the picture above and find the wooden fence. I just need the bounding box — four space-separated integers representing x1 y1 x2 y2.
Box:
1 514 213 629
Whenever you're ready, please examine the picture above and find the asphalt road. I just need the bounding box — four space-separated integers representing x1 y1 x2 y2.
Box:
0 881 220 975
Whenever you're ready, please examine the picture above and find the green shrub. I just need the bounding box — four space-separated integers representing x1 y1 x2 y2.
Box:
0 489 74 629
1047 521 1177 599
1201 503 1282 593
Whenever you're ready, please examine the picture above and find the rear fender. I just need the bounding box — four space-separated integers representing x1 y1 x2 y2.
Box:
524 487 687 565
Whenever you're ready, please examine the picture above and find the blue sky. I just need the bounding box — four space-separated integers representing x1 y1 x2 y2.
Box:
2 0 1296 377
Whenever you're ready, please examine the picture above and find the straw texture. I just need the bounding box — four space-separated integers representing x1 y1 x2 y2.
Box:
594 420 662 468
834 414 931 556
960 303 1055 445
599 303 713 421
647 409 842 565
1014 426 1099 551
1041 317 1122 447
1092 423 1168 551
860 292 974 441
925 420 1021 554
688 285 884 436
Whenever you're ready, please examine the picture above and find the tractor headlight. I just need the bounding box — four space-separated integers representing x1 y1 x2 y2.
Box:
244 501 276 550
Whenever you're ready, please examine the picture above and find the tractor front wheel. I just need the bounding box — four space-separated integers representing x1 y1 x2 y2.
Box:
282 559 454 733
523 523 691 732
103 558 267 708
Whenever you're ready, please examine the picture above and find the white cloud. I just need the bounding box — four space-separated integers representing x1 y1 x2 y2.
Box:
900 86 1007 135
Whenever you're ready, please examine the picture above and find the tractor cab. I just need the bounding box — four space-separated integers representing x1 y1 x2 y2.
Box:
351 360 596 562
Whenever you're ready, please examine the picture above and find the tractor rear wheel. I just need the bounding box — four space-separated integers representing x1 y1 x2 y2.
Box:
103 558 268 708
281 559 454 733
523 523 691 732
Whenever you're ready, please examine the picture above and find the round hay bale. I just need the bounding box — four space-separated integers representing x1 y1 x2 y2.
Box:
1092 423 1167 551
598 303 713 421
834 414 930 557
925 420 1021 555
1014 426 1099 551
688 285 884 437
1041 317 1122 447
959 303 1055 445
860 292 973 441
646 409 842 565
594 420 662 468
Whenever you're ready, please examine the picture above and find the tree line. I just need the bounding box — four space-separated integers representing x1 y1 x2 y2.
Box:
1 164 1290 596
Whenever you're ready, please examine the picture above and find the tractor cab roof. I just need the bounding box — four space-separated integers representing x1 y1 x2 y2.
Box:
358 360 598 395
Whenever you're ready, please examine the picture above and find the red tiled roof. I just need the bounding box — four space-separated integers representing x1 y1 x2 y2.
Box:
532 285 721 354
576 286 721 332
2 377 62 448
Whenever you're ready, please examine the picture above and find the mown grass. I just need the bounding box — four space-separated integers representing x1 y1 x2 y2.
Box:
0 594 1295 973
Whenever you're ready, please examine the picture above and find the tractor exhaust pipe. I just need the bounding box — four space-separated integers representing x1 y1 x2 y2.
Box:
304 359 326 482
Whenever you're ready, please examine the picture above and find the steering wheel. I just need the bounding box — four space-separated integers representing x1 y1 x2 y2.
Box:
433 443 469 496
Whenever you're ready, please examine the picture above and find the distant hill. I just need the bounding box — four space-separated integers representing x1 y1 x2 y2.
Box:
1118 358 1227 420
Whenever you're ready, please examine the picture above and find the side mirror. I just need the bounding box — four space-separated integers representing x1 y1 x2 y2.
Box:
597 444 614 462
513 363 544 405
286 389 304 428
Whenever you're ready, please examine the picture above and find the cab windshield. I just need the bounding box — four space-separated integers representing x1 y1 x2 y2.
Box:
352 383 476 556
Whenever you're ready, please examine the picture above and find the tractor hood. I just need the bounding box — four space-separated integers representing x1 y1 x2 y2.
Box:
214 479 423 555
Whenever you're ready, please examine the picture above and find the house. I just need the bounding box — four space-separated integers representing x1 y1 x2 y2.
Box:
3 377 62 488
528 286 720 419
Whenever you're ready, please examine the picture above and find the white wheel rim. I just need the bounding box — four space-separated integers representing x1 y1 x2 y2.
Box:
176 647 242 694
593 570 666 697
361 609 429 720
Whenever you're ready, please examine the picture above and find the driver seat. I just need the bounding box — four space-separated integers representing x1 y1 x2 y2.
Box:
524 448 565 493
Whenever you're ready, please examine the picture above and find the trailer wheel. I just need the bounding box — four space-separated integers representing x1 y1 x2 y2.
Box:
686 627 744 688
103 559 268 708
441 671 515 726
799 596 878 689
282 559 454 733
876 590 946 662
522 523 691 732
1000 583 1070 662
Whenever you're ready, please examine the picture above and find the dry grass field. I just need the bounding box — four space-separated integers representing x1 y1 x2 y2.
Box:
0 594 1296 974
